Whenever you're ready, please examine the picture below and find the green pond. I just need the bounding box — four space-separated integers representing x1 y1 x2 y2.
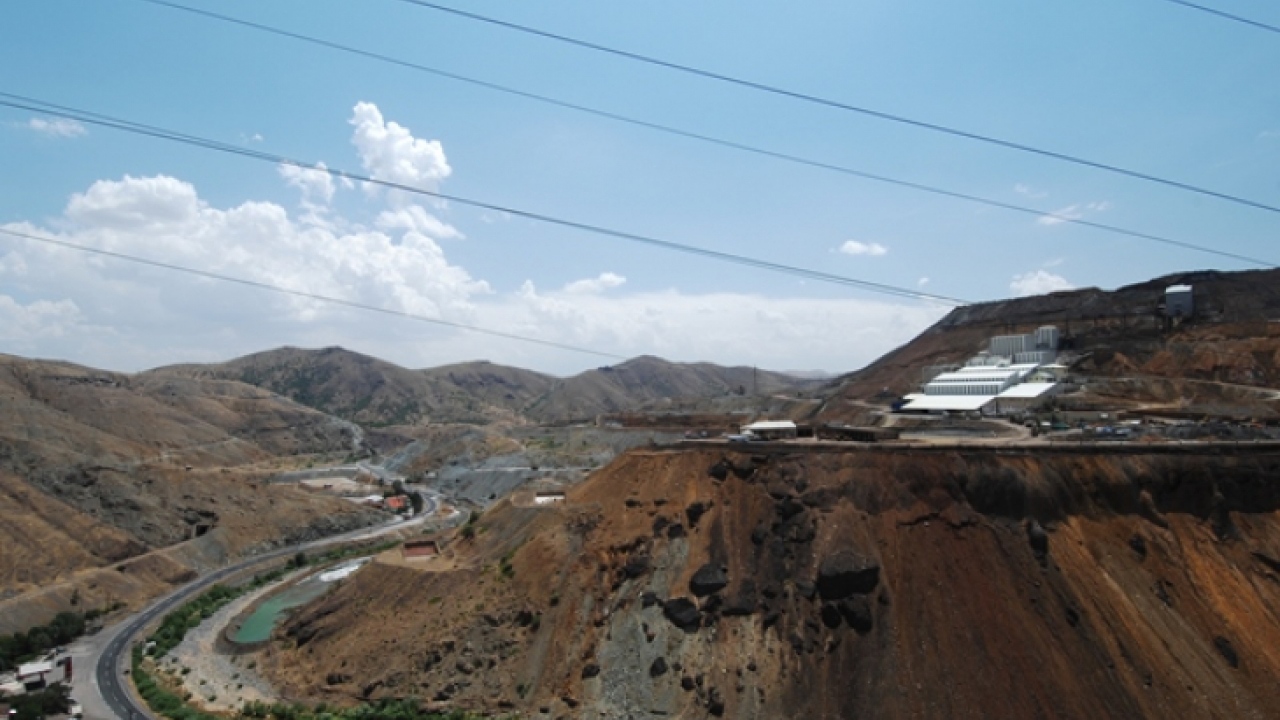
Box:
233 578 332 643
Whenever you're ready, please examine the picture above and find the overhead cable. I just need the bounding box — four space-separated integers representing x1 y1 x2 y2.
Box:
0 94 972 304
380 0 1280 216
1149 0 1280 35
0 227 628 360
118 1 1277 268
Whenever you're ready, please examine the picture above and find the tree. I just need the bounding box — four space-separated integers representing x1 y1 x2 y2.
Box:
408 492 424 515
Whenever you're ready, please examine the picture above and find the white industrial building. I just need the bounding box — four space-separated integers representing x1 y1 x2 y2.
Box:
1166 284 1193 318
899 326 1064 414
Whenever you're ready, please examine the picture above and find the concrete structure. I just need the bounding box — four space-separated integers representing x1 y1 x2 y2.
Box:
534 491 566 505
1166 284 1193 318
401 540 439 560
740 420 798 440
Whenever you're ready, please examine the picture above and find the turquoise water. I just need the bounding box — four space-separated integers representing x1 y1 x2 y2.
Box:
233 578 332 643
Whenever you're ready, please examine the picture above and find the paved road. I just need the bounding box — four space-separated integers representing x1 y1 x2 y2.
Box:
89 506 437 720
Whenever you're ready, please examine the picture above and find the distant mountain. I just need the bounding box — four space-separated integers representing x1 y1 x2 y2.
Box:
523 355 808 424
149 347 555 427
817 268 1280 422
152 349 814 427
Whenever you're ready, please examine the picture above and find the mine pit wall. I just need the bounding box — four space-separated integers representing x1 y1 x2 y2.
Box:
267 446 1280 720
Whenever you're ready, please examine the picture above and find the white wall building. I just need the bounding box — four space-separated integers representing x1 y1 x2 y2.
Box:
1166 284 1193 318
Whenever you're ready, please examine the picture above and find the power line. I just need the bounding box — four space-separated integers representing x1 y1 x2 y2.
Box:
0 226 628 360
383 0 1280 217
1149 0 1280 35
119 0 1278 268
0 93 972 304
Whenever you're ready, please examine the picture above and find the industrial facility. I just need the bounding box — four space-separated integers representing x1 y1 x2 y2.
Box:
899 326 1066 414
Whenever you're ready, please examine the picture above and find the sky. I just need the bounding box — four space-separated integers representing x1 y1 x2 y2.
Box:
1 0 1277 377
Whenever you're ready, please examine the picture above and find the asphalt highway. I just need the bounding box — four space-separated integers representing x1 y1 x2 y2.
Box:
92 497 439 720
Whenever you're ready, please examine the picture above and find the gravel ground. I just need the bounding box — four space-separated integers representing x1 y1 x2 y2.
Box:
160 573 305 713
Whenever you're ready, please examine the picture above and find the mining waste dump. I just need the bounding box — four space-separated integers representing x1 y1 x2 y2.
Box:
260 443 1280 719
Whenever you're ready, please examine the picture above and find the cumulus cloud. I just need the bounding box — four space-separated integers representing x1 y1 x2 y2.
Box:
563 272 626 294
278 162 337 205
1038 201 1111 226
26 117 87 138
0 296 84 340
0 173 489 368
838 240 888 257
1010 270 1074 297
349 102 451 199
374 204 463 241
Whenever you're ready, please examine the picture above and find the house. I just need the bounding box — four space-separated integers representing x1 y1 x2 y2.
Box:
16 660 57 690
383 495 408 513
739 420 798 440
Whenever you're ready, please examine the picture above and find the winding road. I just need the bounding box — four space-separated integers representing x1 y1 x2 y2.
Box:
87 493 439 720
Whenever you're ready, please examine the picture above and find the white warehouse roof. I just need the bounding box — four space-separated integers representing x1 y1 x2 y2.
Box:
997 383 1058 399
900 395 994 412
742 421 797 432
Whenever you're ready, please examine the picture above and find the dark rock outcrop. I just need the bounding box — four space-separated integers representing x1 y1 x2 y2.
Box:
816 551 880 600
690 563 729 596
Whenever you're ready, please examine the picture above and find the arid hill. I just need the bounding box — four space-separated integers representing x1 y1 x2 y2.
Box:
818 268 1280 422
266 443 1280 719
152 348 811 426
0 354 382 631
149 346 556 427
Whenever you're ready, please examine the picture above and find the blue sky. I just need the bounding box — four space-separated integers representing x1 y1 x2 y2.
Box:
1 0 1277 375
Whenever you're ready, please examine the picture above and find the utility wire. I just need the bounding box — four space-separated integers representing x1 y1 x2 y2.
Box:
1149 0 1280 35
381 0 1280 217
0 226 628 360
0 93 971 304
102 3 1279 268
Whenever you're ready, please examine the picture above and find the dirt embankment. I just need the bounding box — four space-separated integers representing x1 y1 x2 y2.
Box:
264 446 1280 719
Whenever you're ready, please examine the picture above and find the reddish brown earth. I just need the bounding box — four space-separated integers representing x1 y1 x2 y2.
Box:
266 444 1280 719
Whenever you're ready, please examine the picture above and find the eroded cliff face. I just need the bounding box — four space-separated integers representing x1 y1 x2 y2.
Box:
268 446 1280 720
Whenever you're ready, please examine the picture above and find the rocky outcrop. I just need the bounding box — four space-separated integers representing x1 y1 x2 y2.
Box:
265 446 1280 720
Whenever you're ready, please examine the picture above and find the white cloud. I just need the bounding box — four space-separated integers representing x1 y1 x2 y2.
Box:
477 283 946 374
26 117 87 138
0 173 489 369
1043 257 1064 268
838 240 888 257
1010 270 1074 297
0 296 84 341
349 102 451 200
1038 201 1111 226
1014 183 1047 199
1259 129 1280 141
278 162 336 205
563 272 626 294
917 277 930 287
374 204 463 241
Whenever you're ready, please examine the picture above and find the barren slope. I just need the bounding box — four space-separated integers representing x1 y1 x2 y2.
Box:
0 354 382 629
267 444 1280 719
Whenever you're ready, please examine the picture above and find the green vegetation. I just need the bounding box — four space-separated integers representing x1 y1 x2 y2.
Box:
0 604 122 672
4 683 71 720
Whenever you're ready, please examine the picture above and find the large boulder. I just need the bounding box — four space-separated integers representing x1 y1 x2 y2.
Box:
690 563 729 596
663 598 702 632
816 550 880 599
